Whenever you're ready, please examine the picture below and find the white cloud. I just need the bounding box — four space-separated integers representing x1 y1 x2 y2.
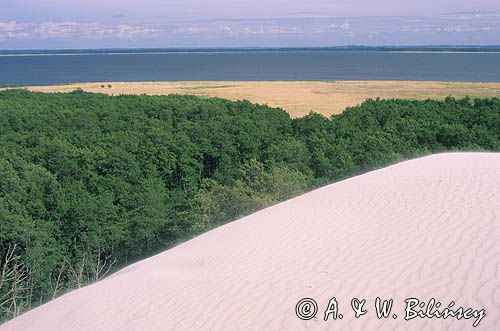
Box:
115 24 155 38
0 15 498 46
440 25 492 33
0 21 31 40
327 22 350 30
83 23 114 39
175 26 208 34
216 25 302 36
268 27 302 34
240 26 264 35
220 25 239 37
7 21 157 40
0 21 19 32
314 22 350 33
34 21 78 38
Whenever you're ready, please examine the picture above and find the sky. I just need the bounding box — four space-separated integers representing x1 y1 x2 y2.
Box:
1 0 499 49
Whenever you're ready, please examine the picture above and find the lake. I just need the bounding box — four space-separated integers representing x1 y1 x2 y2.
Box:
1 51 500 85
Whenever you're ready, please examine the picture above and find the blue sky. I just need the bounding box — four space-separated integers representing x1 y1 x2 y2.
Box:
1 0 499 49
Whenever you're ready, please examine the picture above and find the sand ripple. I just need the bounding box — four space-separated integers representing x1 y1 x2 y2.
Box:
1 153 499 330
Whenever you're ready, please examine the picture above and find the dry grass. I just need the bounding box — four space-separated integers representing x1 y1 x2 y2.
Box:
17 81 500 117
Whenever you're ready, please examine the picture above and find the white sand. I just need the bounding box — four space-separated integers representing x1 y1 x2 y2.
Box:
2 153 499 330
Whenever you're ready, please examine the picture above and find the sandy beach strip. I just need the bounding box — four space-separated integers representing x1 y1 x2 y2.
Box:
1 152 499 330
16 80 500 117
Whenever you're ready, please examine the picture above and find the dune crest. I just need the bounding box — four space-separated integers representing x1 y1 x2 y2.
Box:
2 153 499 330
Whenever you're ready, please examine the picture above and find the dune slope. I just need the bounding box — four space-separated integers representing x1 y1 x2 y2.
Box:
1 153 499 330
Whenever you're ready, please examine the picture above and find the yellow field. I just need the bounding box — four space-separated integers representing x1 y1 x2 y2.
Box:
20 81 500 117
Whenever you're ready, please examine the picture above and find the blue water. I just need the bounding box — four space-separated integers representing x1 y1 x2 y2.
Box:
1 51 500 85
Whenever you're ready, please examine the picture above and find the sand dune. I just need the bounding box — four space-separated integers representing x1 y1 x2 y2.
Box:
1 153 499 330
19 81 500 117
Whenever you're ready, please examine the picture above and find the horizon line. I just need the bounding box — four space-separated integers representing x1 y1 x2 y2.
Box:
2 44 500 53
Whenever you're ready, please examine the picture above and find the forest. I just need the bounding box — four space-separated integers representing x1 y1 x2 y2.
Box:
0 89 499 321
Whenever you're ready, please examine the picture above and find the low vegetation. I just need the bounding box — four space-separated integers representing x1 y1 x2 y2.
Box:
0 89 499 321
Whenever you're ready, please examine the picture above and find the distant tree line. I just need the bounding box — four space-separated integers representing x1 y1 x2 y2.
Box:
0 90 498 321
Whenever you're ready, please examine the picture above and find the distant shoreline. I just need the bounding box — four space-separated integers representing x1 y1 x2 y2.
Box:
2 51 500 57
2 46 500 57
390 51 500 54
